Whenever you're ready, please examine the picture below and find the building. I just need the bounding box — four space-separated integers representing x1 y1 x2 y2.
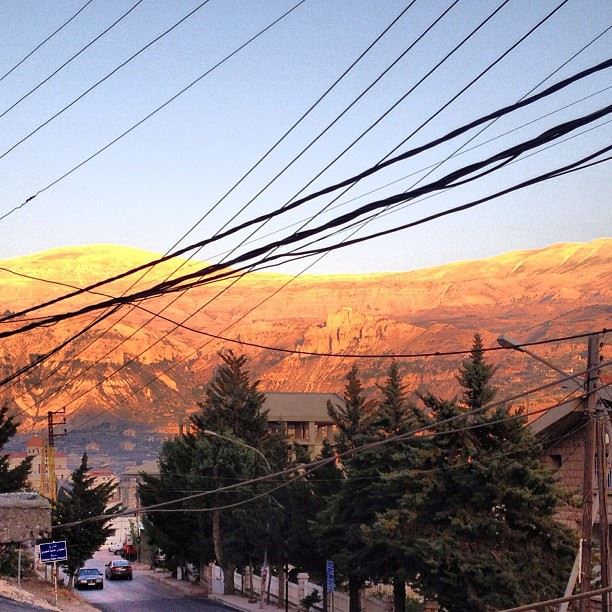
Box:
119 459 160 511
89 468 122 507
8 436 69 496
529 384 612 532
264 392 341 457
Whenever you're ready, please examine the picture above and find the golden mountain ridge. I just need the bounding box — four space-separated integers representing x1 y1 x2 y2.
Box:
0 238 610 428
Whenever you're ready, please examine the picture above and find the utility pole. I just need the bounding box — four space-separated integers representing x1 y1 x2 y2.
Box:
580 334 601 612
46 408 66 502
596 334 609 612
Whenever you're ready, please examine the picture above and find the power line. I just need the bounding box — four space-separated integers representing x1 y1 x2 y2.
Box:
1 109 609 392
0 0 307 223
0 0 96 84
4 53 610 324
0 0 504 400
7 13 608 420
1 0 419 411
0 0 145 120
0 0 214 166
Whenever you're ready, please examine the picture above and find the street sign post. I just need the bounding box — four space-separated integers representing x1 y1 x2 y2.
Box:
326 560 334 592
326 560 335 612
39 541 67 608
39 541 67 563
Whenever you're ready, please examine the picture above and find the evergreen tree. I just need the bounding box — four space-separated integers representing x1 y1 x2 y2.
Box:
191 350 268 447
318 366 377 612
53 454 120 585
371 335 575 611
142 351 286 595
0 405 32 493
364 362 426 612
326 365 375 453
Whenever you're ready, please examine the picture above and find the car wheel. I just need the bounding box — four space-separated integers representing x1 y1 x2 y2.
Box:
129 576 133 581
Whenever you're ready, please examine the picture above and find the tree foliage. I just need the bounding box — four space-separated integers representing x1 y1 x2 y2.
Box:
0 405 32 493
141 351 287 594
52 454 120 583
370 335 576 611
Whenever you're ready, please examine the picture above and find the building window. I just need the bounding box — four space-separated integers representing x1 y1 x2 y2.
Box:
549 454 562 469
287 422 309 441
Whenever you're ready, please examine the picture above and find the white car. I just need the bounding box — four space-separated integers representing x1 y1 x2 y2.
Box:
108 543 123 554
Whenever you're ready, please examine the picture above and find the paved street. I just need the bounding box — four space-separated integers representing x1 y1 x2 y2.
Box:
75 550 232 612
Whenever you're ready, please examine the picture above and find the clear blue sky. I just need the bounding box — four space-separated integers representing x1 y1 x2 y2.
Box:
0 0 610 274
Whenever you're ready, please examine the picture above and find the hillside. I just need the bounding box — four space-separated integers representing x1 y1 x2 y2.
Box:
0 238 610 430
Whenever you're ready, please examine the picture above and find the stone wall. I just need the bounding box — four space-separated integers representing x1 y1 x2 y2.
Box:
0 493 51 544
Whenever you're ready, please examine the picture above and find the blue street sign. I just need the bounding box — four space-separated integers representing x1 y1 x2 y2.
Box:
326 560 335 592
40 541 67 563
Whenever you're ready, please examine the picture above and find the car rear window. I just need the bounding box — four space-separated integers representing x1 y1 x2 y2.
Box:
114 560 130 567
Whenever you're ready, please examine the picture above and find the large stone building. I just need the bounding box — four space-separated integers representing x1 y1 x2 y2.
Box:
265 392 340 457
0 492 51 545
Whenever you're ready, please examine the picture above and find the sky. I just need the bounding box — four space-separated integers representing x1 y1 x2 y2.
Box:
0 0 610 275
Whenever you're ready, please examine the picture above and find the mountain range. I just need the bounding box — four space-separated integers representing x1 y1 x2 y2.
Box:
1 238 610 431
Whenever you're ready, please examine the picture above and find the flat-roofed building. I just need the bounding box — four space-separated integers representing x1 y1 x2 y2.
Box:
264 392 341 457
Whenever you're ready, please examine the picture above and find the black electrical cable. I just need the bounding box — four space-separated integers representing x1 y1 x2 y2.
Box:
53 369 612 525
4 52 609 324
0 0 95 84
1 2 417 404
0 0 307 223
0 0 145 120
2 103 610 339
0 0 213 164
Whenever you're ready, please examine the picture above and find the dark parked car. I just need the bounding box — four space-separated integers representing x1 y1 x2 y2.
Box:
105 559 133 581
75 568 103 590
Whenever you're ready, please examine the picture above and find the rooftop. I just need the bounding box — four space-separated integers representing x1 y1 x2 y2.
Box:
0 492 50 509
264 392 341 422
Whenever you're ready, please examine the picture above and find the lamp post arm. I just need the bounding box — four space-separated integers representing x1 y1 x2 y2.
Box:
497 335 582 390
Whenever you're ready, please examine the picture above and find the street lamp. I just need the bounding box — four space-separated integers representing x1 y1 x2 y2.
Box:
203 430 272 472
202 429 274 607
496 335 580 389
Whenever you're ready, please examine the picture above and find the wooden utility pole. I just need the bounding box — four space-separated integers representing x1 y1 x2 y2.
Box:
597 414 610 612
580 334 601 612
46 408 66 502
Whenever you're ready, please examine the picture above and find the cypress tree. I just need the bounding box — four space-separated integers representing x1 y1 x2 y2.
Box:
53 454 120 585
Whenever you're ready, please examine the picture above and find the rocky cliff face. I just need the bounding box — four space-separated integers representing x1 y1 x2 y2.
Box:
0 238 609 428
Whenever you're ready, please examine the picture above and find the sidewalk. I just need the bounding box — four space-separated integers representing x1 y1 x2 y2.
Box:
137 565 291 612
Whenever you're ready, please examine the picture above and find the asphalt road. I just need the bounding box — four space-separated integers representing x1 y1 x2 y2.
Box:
74 550 232 612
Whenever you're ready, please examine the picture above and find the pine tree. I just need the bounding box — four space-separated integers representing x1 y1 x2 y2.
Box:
326 365 375 453
364 362 426 612
318 366 377 612
371 334 576 611
191 350 268 447
53 454 120 584
0 405 32 493
143 351 284 595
